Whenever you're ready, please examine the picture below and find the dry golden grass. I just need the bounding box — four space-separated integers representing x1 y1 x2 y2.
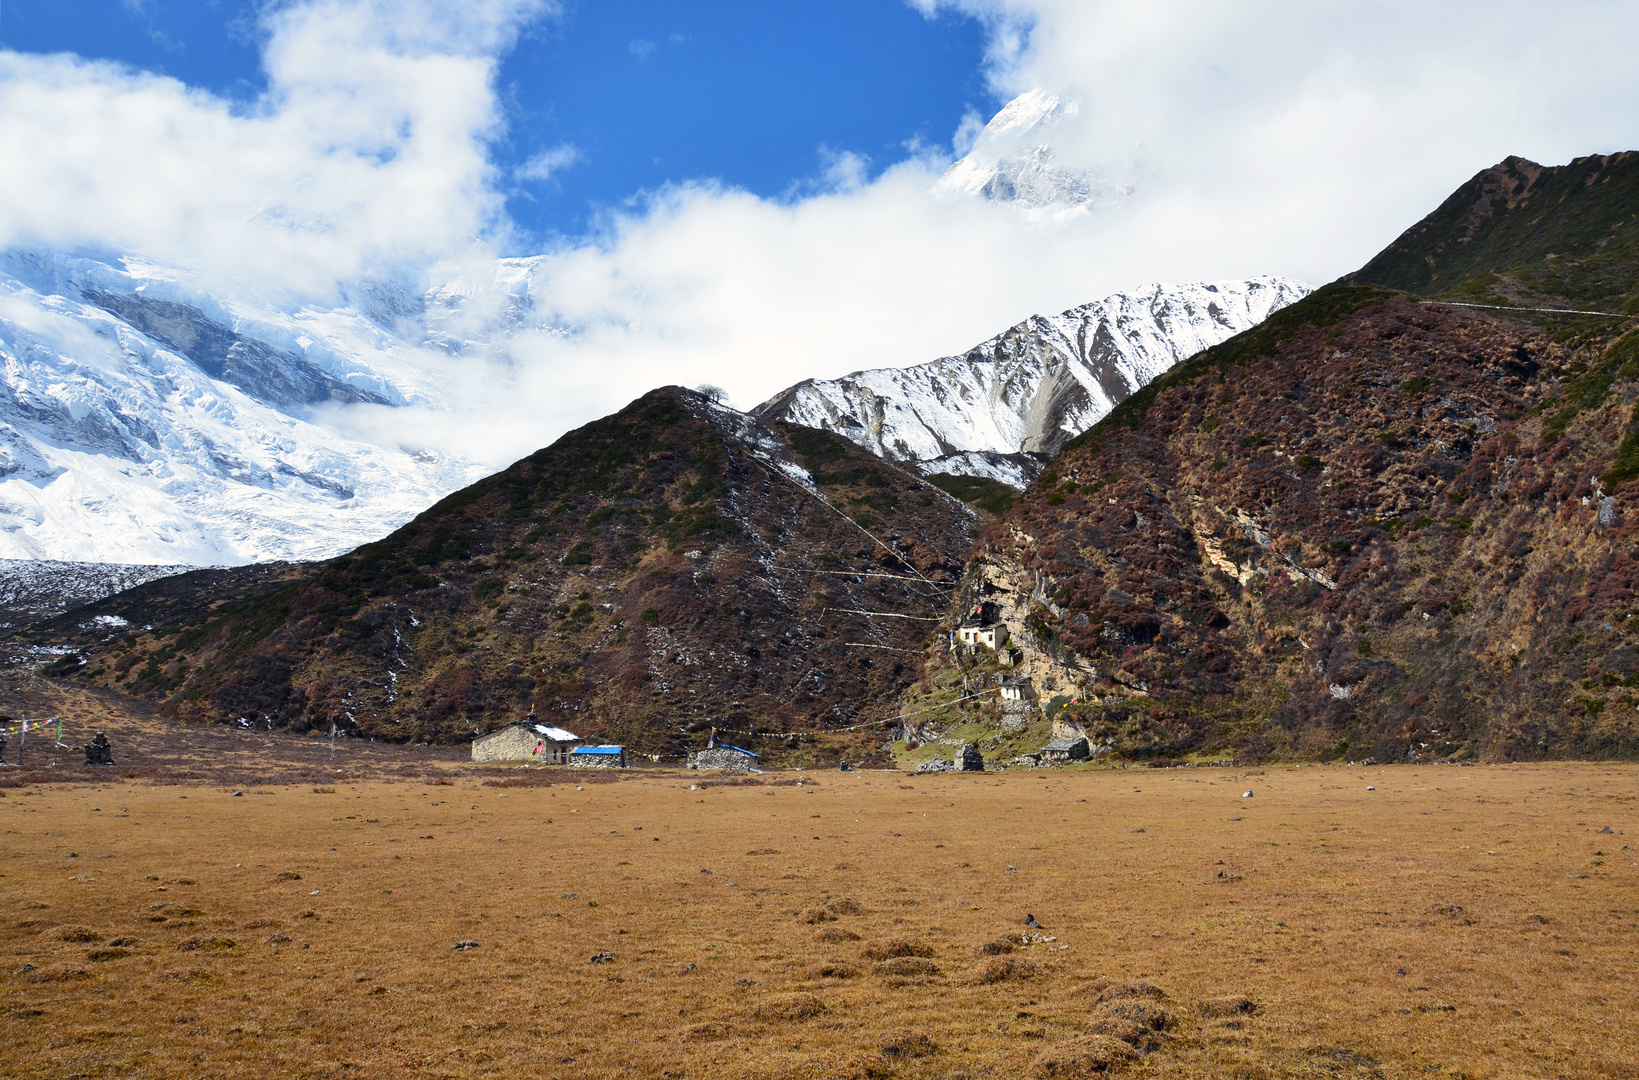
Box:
2 760 1637 1078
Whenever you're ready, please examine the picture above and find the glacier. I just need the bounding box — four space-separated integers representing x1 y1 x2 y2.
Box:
0 250 514 566
754 277 1311 486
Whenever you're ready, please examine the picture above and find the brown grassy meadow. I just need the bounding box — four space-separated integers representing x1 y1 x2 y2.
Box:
3 746 1636 1079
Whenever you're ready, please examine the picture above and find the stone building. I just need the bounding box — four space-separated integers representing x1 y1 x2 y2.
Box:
471 719 581 763
687 745 761 772
956 602 1010 651
568 745 628 768
999 677 1031 701
1041 735 1091 763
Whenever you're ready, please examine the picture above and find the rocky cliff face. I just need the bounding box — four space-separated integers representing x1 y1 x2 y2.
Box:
755 278 1309 486
31 388 978 761
938 154 1639 763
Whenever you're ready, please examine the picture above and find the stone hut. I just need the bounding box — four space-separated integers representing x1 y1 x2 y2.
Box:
956 603 1010 651
1041 735 1091 763
568 745 628 769
999 677 1032 701
687 745 761 772
471 719 581 763
957 619 1009 650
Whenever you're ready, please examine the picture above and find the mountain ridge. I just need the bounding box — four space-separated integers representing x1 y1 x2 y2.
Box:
755 277 1308 486
927 153 1639 763
26 387 978 760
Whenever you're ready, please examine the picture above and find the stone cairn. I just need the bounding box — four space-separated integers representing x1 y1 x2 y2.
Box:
83 731 114 766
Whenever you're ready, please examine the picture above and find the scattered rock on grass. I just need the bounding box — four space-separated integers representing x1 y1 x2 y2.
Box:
451 940 480 951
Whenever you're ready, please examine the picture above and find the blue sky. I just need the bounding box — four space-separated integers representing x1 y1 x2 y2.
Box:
1 0 992 241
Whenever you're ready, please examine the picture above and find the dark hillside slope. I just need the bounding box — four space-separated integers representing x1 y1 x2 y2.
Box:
31 388 977 759
939 155 1639 763
1352 152 1639 314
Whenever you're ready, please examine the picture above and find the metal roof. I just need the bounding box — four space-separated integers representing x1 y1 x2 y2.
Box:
532 725 581 742
570 744 624 754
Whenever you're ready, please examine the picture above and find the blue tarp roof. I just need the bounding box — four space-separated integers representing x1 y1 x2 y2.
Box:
717 745 759 757
570 745 624 754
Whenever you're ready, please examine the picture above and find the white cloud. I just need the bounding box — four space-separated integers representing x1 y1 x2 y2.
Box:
0 0 555 300
4 0 1639 481
629 38 657 61
515 142 583 183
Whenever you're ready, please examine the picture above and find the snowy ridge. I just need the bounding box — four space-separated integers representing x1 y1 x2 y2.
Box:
0 558 196 622
916 451 1045 489
755 278 1311 485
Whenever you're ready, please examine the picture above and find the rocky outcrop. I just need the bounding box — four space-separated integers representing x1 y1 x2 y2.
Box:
968 285 1639 762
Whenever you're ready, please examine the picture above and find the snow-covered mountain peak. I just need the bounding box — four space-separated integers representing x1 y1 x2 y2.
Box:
984 89 1074 135
937 90 1125 217
756 276 1311 487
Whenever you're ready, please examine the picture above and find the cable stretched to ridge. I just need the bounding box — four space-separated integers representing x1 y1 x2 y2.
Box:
736 448 952 599
839 642 926 653
823 607 943 621
775 566 940 585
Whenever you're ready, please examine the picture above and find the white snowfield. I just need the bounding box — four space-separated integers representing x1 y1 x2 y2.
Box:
0 250 503 566
756 277 1311 486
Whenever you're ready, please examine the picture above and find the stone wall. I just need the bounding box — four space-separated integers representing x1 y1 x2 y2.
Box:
687 747 760 772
